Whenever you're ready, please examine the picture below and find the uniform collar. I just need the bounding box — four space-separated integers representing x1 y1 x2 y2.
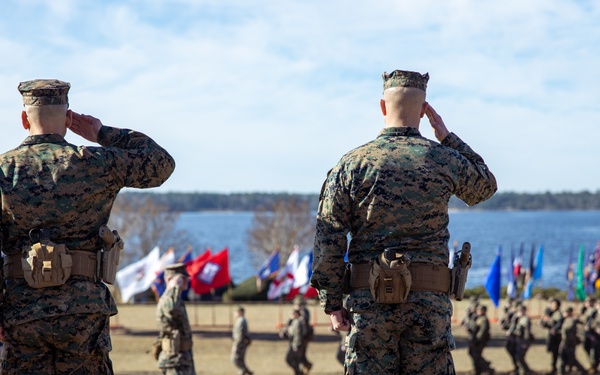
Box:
378 126 421 137
20 133 67 146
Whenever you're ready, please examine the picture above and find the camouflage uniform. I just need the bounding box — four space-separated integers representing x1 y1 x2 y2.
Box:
466 306 493 375
540 299 562 375
284 311 307 375
507 308 532 375
294 298 313 373
311 70 497 375
231 308 252 375
558 309 586 375
0 79 175 374
156 270 195 375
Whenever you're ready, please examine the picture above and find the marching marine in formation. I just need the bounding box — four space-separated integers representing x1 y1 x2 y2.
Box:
466 305 494 375
540 298 563 375
506 304 533 375
558 307 586 375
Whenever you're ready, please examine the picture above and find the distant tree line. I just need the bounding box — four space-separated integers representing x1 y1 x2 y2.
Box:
120 190 600 212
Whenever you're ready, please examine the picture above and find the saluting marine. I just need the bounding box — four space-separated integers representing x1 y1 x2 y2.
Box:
311 69 497 374
0 79 175 374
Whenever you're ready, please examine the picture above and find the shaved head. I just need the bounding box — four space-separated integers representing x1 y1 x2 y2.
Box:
24 104 68 126
381 87 426 127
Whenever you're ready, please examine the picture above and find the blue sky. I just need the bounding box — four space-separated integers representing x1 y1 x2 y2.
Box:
1 0 599 194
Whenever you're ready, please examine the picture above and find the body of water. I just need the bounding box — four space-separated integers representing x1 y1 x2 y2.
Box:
174 210 600 291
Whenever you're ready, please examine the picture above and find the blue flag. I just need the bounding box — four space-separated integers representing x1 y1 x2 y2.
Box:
257 250 280 281
485 246 502 307
532 244 543 282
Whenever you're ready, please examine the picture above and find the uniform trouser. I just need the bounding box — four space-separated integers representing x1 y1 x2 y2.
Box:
1 313 113 375
558 345 586 375
344 290 455 375
285 346 302 375
231 343 250 374
468 343 490 374
514 339 531 375
158 350 195 375
298 340 312 369
547 342 560 372
506 336 518 371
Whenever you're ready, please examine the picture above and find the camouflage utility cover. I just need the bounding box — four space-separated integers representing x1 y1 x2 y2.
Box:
18 79 71 106
311 126 497 313
382 70 429 92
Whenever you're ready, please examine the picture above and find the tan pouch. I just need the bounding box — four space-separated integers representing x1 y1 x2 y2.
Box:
368 253 412 304
22 241 72 288
161 330 181 355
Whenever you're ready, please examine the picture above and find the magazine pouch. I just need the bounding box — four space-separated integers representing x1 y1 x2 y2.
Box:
22 241 72 288
368 252 411 304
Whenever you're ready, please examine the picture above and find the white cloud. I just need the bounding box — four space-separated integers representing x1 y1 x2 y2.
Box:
1 0 599 193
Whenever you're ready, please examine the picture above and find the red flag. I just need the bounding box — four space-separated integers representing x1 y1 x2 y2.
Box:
189 248 231 294
185 249 212 278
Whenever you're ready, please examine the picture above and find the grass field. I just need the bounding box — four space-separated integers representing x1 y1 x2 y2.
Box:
109 299 589 375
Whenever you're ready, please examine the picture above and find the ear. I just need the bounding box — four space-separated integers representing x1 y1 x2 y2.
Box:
420 101 428 118
21 110 30 130
380 99 387 116
65 109 73 128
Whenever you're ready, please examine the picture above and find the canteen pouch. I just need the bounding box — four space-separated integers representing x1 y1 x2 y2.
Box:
161 330 181 355
99 226 124 284
22 241 72 288
368 252 412 304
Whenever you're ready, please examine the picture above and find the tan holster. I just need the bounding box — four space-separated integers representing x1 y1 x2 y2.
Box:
351 261 451 295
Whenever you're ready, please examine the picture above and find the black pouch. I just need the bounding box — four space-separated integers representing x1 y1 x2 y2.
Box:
368 253 412 304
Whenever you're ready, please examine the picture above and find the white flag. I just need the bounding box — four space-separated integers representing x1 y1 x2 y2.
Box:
116 246 162 303
267 246 300 300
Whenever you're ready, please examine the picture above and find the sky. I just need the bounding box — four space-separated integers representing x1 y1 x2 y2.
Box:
0 0 599 194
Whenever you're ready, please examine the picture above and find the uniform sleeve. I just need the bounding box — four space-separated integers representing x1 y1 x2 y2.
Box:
310 166 351 314
96 125 175 189
441 132 497 206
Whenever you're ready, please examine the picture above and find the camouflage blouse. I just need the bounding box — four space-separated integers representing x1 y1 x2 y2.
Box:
311 127 497 313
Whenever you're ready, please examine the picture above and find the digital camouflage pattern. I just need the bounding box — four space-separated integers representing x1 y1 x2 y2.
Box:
1 313 113 374
0 125 176 325
0 121 175 373
156 284 195 374
311 127 497 313
382 70 429 92
345 290 455 374
18 79 70 106
311 125 496 374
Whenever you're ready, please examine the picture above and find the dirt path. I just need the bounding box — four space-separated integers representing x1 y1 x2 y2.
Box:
109 300 589 375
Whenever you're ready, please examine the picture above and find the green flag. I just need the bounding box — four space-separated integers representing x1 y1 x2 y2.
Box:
576 244 586 301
